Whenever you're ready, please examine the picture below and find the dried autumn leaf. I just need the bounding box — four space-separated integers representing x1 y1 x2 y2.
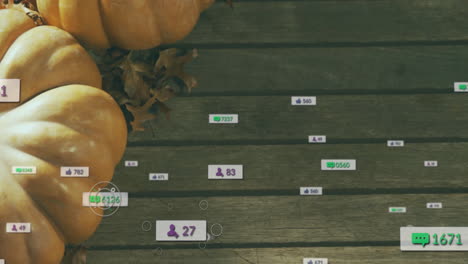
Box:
91 47 200 132
119 53 154 105
125 92 160 131
155 48 198 92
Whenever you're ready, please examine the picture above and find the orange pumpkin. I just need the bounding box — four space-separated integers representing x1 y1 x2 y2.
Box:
0 6 101 113
36 0 215 50
0 5 127 264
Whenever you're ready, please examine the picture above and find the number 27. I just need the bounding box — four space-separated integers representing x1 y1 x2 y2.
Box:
183 226 196 236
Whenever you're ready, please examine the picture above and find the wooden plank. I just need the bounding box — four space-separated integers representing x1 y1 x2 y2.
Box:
187 47 468 95
113 143 468 192
128 95 468 143
184 0 468 44
85 194 468 246
87 247 468 264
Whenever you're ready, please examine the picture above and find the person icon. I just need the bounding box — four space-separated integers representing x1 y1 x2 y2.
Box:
167 224 179 239
216 168 224 177
12 224 17 232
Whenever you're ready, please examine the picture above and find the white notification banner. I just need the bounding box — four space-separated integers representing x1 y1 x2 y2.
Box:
208 165 243 179
124 161 139 167
0 79 20 102
60 167 89 177
291 96 316 106
0 259 4 264
427 203 443 209
303 258 328 264
424 161 438 167
454 82 468 92
156 220 207 241
82 192 129 207
401 227 468 251
300 187 323 195
387 140 405 147
308 135 326 143
11 166 36 174
209 114 239 124
6 223 31 233
149 173 169 181
389 207 406 213
321 159 356 170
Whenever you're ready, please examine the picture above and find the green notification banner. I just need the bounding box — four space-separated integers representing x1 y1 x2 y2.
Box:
321 159 356 170
401 227 468 251
209 114 239 124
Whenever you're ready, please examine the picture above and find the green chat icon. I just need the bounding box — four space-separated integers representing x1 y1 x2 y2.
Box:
326 162 335 168
214 116 221 122
412 233 430 248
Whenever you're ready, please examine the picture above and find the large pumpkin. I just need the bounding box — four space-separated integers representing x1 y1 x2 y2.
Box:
0 7 101 113
0 6 127 264
35 0 215 50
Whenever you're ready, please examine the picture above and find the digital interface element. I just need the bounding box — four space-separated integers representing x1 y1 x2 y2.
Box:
308 135 326 143
401 227 467 251
300 187 323 195
156 220 207 241
454 82 468 92
11 166 36 174
424 161 438 167
426 203 443 209
291 96 317 106
389 207 406 213
387 140 405 147
412 233 430 247
149 173 169 181
6 223 31 233
0 79 20 102
60 166 89 177
83 181 127 217
321 159 356 170
208 165 243 179
124 160 139 167
303 258 328 264
209 114 239 124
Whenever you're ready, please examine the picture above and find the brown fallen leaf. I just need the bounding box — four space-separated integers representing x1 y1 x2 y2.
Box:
119 54 153 105
125 92 161 132
91 47 198 132
155 48 198 92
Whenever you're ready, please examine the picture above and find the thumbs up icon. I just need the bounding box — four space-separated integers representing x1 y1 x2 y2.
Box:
296 98 301 104
66 169 72 175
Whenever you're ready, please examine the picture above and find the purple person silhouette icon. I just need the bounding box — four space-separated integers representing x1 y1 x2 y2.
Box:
216 167 224 177
12 224 17 232
167 224 179 239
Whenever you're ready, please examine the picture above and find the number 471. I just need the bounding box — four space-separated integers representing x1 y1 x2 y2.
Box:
1 85 7 97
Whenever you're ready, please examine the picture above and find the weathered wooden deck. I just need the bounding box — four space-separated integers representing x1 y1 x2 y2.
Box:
86 0 468 263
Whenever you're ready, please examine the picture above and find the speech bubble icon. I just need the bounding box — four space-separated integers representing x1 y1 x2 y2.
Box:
412 233 430 247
